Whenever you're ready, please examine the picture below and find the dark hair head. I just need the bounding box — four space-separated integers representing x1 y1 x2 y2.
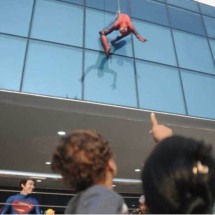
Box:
19 179 36 189
51 129 113 192
142 135 215 214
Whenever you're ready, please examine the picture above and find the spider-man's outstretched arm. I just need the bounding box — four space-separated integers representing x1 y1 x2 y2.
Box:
129 25 147 42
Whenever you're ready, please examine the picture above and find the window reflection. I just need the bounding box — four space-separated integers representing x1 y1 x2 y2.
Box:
130 0 168 26
209 39 215 61
181 70 215 119
166 0 199 12
31 0 83 46
133 21 177 66
86 0 129 14
0 0 33 36
168 6 205 36
61 0 84 5
22 41 82 99
84 50 137 107
154 0 165 2
0 35 27 91
199 3 215 18
136 60 186 114
173 30 215 75
203 16 215 39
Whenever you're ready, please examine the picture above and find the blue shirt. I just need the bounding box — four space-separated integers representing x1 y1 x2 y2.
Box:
1 193 40 214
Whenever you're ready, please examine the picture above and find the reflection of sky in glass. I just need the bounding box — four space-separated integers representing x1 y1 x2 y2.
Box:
0 35 27 91
22 41 82 99
210 39 215 61
31 0 83 46
194 0 215 7
136 60 186 115
173 30 215 75
133 20 177 66
0 0 33 36
181 70 215 119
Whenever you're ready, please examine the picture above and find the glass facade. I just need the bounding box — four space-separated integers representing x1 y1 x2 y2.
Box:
136 61 186 114
1 0 215 119
22 40 82 99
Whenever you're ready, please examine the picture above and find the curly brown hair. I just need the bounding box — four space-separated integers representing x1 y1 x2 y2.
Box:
51 129 113 192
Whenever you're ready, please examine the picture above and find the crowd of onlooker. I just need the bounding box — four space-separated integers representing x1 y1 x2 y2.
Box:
1 113 215 214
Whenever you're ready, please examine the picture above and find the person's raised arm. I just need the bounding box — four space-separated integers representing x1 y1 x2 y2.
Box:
150 113 173 143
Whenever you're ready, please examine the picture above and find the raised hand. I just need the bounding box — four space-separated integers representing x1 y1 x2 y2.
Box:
150 113 173 143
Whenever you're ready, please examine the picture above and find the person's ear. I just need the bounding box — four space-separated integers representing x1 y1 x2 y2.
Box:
21 183 25 189
107 158 117 176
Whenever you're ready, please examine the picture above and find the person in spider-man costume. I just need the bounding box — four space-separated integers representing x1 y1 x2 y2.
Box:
99 13 147 56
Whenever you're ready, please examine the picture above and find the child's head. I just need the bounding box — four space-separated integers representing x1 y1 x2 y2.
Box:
51 129 115 192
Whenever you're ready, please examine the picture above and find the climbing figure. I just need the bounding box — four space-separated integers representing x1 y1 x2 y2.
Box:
99 12 147 56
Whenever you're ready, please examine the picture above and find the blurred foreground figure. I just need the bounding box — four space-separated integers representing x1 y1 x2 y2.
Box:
51 129 128 214
143 113 215 214
130 195 147 214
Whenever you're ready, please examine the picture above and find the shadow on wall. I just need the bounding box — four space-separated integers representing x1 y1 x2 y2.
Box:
81 39 127 90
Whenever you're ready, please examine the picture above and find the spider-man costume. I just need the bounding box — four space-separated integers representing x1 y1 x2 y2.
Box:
99 13 147 56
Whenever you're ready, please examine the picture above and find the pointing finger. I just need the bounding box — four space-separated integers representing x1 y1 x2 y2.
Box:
151 112 158 127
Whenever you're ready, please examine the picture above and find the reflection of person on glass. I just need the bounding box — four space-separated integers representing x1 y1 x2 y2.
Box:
99 13 147 56
81 53 117 90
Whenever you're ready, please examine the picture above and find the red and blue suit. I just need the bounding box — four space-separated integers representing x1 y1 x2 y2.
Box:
0 193 41 214
99 13 147 56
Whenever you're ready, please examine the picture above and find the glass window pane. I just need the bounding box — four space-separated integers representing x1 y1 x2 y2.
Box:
136 61 185 114
22 41 82 99
166 0 199 12
60 0 84 5
168 6 205 36
131 0 168 26
84 50 137 107
0 0 33 36
0 35 27 91
181 70 215 119
86 0 105 10
31 0 83 47
86 0 129 14
199 3 215 18
133 21 177 66
209 39 215 61
85 9 133 57
154 0 165 2
173 30 215 75
203 16 215 39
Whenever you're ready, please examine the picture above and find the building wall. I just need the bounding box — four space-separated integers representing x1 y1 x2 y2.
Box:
1 0 215 119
